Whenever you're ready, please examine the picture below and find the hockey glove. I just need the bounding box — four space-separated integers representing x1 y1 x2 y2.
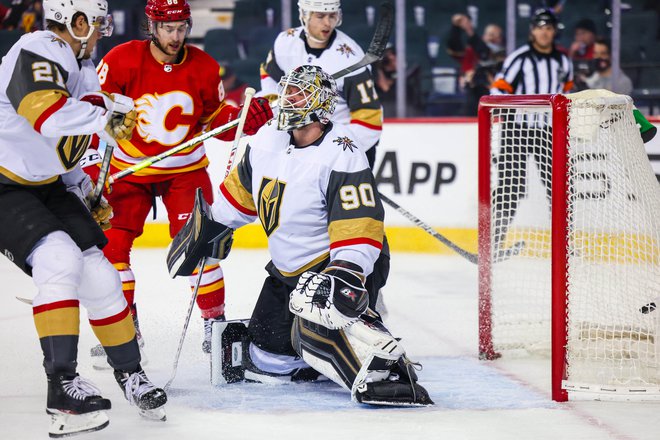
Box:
289 260 369 329
81 92 137 141
241 97 273 135
167 188 233 277
63 169 113 231
91 197 113 231
106 94 137 140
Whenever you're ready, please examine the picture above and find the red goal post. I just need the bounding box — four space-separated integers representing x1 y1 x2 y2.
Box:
477 92 660 402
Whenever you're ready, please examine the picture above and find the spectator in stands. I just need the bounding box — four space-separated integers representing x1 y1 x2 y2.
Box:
372 45 423 117
568 18 597 61
581 37 633 95
446 13 505 115
20 0 43 32
0 0 30 30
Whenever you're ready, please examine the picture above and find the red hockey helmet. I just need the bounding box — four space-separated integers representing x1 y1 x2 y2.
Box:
145 0 191 22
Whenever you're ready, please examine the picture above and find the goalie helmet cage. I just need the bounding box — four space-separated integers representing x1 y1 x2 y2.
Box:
477 92 660 402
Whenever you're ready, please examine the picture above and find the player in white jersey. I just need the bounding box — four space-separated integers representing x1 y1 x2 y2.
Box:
0 0 167 435
168 65 432 406
260 0 383 168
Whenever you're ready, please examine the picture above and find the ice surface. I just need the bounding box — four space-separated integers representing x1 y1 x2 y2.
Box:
1 249 658 439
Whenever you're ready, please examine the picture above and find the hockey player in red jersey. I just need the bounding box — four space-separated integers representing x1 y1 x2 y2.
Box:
86 0 273 364
0 0 168 435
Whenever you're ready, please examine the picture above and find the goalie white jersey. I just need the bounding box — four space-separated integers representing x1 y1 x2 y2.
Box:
260 27 382 153
212 121 385 277
0 31 109 185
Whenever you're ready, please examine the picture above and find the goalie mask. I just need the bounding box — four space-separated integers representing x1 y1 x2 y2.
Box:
277 65 338 132
43 0 113 58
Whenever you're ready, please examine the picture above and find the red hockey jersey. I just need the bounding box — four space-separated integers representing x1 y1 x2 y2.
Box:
97 40 230 182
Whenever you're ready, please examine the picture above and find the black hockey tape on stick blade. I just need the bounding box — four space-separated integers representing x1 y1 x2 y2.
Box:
331 2 394 80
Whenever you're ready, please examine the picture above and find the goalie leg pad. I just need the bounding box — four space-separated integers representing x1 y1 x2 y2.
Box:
210 319 249 385
167 188 233 277
291 316 362 389
210 319 323 385
292 316 433 405
290 315 404 390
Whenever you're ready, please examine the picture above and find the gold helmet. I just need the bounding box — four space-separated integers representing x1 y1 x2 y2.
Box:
277 65 338 131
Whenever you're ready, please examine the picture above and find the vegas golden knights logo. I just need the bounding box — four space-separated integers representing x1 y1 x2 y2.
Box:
56 134 91 169
258 177 286 236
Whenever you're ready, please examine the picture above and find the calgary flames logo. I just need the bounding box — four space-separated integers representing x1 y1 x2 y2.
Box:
134 91 194 146
333 136 357 152
336 43 356 58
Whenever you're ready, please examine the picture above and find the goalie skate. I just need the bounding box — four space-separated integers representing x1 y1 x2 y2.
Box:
114 367 167 421
46 373 111 438
354 378 434 407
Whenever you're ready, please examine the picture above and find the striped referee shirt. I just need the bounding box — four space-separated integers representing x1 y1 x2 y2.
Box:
490 44 574 95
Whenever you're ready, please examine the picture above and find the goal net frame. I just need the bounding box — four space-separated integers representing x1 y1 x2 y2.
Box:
477 92 660 402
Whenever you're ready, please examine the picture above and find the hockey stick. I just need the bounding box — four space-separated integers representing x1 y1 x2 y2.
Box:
331 2 394 80
106 118 241 186
104 3 393 186
163 255 205 392
163 88 255 392
378 193 479 264
89 139 115 207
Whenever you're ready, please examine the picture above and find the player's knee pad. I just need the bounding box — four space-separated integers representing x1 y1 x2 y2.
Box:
291 315 405 391
27 231 84 305
78 246 127 319
102 227 136 264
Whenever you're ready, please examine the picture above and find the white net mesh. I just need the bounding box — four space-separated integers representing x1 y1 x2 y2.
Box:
485 92 660 394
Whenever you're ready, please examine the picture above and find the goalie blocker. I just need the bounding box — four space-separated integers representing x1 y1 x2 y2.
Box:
166 188 233 277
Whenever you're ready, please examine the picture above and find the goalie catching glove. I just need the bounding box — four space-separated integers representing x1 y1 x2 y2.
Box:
166 188 233 277
289 261 369 329
81 91 137 141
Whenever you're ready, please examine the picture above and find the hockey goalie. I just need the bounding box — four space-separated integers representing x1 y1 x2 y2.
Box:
167 65 433 406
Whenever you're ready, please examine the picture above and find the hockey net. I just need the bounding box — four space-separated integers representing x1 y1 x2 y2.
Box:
477 91 660 401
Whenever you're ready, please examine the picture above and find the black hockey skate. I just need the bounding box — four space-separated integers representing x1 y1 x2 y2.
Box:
46 373 111 438
114 366 167 421
354 357 434 407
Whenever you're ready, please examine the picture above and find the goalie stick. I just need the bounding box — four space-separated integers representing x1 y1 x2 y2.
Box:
104 2 394 186
378 193 479 264
163 88 255 392
380 194 525 264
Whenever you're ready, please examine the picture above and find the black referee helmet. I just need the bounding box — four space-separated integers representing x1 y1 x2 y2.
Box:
530 8 559 28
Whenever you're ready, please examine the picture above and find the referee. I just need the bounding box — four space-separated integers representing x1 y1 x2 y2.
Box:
488 9 574 259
